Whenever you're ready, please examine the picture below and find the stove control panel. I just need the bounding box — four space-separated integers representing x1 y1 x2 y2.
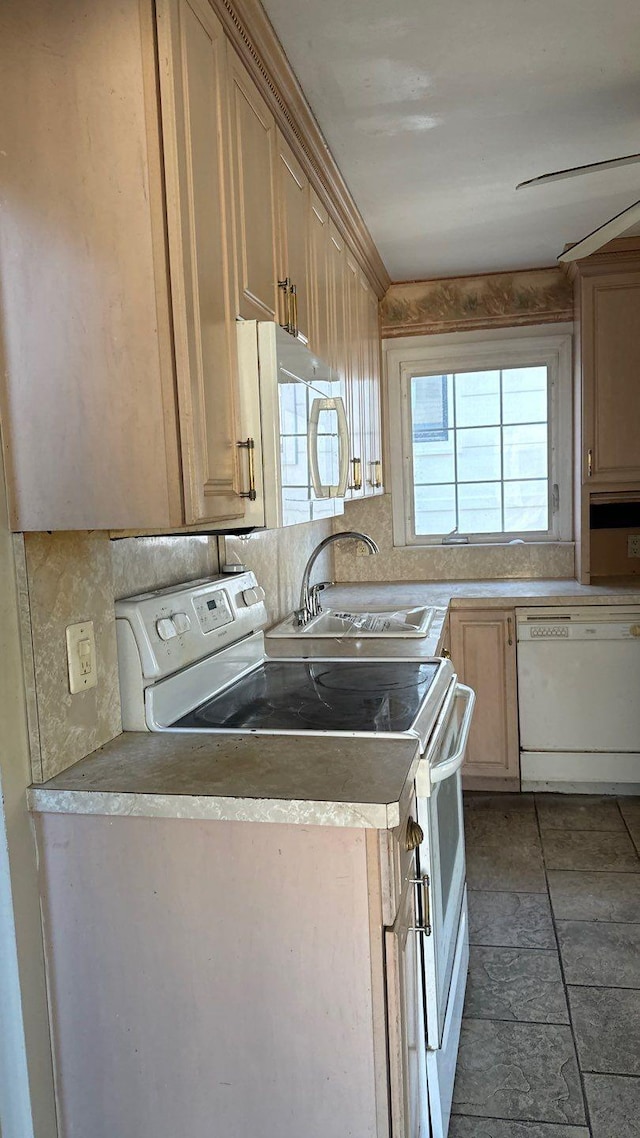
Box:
116 571 267 681
194 589 233 634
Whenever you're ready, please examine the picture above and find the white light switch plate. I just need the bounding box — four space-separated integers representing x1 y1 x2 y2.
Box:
66 621 97 694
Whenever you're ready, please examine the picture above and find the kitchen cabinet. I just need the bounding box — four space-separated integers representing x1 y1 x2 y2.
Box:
1 0 184 531
576 250 640 487
307 187 332 363
34 797 426 1138
343 254 384 499
157 0 249 526
227 46 279 323
570 239 640 582
386 870 429 1137
276 131 311 341
450 608 520 789
363 273 384 494
1 0 387 532
345 249 367 499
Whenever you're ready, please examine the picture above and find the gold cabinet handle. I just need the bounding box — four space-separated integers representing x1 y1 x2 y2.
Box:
278 277 293 333
404 815 424 852
441 648 451 659
237 437 257 501
349 457 362 491
587 448 593 478
368 459 382 489
290 283 298 338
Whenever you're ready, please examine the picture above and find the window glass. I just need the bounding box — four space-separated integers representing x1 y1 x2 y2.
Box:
410 364 551 539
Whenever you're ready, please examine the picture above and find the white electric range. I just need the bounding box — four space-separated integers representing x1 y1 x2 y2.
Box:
115 571 475 1138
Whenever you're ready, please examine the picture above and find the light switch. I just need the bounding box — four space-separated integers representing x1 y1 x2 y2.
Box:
66 621 97 694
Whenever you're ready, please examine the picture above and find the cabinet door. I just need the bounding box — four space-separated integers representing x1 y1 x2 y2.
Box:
386 878 430 1138
157 0 247 525
450 608 520 788
582 270 640 484
326 221 352 484
276 132 310 342
227 50 278 322
363 276 383 496
308 188 331 362
344 250 366 500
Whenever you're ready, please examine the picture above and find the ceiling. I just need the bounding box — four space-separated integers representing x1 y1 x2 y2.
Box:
261 0 640 281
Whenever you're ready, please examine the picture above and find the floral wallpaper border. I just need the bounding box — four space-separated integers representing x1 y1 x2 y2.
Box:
381 267 573 337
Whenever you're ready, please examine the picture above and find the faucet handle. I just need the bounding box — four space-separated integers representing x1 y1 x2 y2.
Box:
310 580 334 594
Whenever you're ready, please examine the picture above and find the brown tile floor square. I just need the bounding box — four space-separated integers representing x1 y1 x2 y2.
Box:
583 1073 640 1138
465 946 568 1024
557 920 640 988
468 890 556 949
547 871 640 923
568 986 640 1076
540 829 639 872
452 1019 585 1125
535 794 625 832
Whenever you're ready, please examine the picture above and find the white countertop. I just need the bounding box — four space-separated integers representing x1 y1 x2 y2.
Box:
28 730 420 829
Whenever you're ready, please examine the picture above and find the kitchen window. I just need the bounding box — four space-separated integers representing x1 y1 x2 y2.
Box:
386 326 573 546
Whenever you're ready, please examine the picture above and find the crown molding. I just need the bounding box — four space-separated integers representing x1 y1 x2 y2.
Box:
566 235 640 280
208 0 390 296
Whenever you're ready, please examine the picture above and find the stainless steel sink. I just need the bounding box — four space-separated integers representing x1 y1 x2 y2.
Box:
267 605 445 639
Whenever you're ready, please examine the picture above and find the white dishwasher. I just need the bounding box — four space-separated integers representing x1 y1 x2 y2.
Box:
517 606 640 793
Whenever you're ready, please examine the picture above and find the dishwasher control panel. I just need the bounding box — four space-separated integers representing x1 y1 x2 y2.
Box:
515 606 640 642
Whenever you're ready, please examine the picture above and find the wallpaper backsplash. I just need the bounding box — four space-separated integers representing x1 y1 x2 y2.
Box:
18 519 332 783
332 495 575 582
17 497 573 783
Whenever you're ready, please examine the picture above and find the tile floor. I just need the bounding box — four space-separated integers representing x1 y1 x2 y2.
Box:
450 793 640 1138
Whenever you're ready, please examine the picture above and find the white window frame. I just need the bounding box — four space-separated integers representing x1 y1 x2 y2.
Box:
385 324 573 548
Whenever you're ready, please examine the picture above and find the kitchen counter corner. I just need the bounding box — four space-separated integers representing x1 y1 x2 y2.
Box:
27 730 421 830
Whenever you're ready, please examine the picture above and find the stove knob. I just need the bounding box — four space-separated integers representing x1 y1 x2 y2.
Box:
242 586 266 607
156 617 177 641
172 612 191 635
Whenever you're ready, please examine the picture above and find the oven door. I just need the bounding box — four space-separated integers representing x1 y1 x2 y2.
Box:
416 681 474 1051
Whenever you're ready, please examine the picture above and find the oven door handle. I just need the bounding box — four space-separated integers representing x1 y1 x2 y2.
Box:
430 683 475 784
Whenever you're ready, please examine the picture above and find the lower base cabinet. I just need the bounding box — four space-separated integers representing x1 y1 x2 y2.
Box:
450 608 520 790
36 803 426 1138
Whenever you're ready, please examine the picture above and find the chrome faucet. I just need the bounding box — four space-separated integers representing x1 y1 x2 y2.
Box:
295 531 380 627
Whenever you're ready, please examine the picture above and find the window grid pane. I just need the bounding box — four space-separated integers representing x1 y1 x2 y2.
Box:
411 365 549 537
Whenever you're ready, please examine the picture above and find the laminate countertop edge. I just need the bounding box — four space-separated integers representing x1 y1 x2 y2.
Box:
28 732 421 829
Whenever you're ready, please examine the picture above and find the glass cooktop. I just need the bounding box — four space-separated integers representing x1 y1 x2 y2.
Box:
173 659 440 733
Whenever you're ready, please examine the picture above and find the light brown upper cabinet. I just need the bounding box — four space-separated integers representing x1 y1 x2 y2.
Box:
344 250 366 500
157 0 248 526
450 608 520 790
227 48 279 323
342 254 384 499
0 0 387 531
307 188 332 364
575 247 640 487
363 276 384 495
1 0 183 531
276 133 310 342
